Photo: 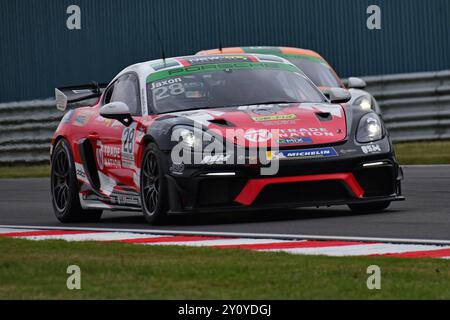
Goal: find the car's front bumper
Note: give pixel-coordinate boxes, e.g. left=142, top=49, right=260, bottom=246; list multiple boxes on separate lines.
left=163, top=140, right=404, bottom=213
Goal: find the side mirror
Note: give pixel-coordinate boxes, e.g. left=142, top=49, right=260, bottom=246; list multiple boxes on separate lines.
left=347, top=77, right=367, bottom=89
left=319, top=87, right=331, bottom=100
left=99, top=101, right=133, bottom=126
left=328, top=88, right=352, bottom=104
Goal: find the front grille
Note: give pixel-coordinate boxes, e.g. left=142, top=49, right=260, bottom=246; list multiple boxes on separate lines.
left=196, top=178, right=247, bottom=207
left=253, top=180, right=350, bottom=205
left=354, top=166, right=395, bottom=197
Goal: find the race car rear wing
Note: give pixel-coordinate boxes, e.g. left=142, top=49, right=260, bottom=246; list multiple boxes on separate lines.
left=55, top=82, right=108, bottom=111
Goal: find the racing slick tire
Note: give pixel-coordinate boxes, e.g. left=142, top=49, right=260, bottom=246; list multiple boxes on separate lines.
left=51, top=138, right=103, bottom=222
left=348, top=201, right=391, bottom=213
left=140, top=143, right=169, bottom=225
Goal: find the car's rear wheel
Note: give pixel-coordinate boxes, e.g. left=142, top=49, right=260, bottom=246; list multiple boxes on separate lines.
left=348, top=201, right=391, bottom=213
left=51, top=138, right=102, bottom=222
left=140, top=143, right=169, bottom=224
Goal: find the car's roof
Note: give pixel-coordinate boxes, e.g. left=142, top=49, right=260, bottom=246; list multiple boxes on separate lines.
left=197, top=46, right=327, bottom=63
left=115, top=53, right=298, bottom=81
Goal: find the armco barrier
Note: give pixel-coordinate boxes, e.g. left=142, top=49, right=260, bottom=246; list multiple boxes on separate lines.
left=363, top=70, right=450, bottom=142
left=0, top=99, right=59, bottom=164
left=1, top=70, right=450, bottom=164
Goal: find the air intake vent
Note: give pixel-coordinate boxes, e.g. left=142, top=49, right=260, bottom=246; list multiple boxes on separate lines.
left=315, top=112, right=332, bottom=121
left=208, top=118, right=235, bottom=127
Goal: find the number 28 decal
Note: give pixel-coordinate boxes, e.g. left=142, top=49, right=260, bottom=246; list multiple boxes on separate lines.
left=153, top=83, right=185, bottom=100
left=121, top=123, right=137, bottom=168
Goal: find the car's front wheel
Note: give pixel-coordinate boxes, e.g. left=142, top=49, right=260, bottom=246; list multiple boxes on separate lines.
left=348, top=201, right=391, bottom=213
left=140, top=143, right=169, bottom=224
left=51, top=138, right=102, bottom=222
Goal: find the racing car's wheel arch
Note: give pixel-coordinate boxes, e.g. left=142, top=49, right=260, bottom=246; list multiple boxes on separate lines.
left=51, top=138, right=102, bottom=222
left=140, top=142, right=169, bottom=224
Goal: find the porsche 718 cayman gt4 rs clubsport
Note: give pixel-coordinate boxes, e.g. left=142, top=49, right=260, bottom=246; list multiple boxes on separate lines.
left=51, top=54, right=404, bottom=224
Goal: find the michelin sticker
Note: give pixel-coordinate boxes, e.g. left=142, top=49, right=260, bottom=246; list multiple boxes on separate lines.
left=268, top=147, right=338, bottom=160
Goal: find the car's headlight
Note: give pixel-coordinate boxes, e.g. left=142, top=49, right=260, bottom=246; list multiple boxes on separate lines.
left=179, top=128, right=199, bottom=148
left=172, top=125, right=217, bottom=150
left=356, top=113, right=383, bottom=143
left=354, top=95, right=372, bottom=111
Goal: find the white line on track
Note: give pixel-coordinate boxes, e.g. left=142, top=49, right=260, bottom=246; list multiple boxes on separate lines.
left=1, top=225, right=450, bottom=246
left=0, top=227, right=40, bottom=234
left=16, top=232, right=166, bottom=242
left=142, top=238, right=292, bottom=247
left=262, top=243, right=450, bottom=256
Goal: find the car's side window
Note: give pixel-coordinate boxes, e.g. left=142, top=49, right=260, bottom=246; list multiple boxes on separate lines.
left=110, top=74, right=141, bottom=116
left=103, top=83, right=115, bottom=104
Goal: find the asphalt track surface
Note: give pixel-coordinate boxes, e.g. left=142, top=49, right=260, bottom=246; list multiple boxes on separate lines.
left=0, top=166, right=449, bottom=240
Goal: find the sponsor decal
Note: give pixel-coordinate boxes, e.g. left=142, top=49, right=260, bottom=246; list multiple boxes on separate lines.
left=109, top=194, right=140, bottom=206
left=147, top=62, right=298, bottom=83
left=73, top=112, right=93, bottom=127
left=260, top=120, right=297, bottom=126
left=361, top=144, right=381, bottom=154
left=96, top=141, right=121, bottom=169
left=150, top=77, right=182, bottom=89
left=75, top=163, right=89, bottom=184
left=239, top=104, right=282, bottom=115
left=268, top=147, right=338, bottom=160
left=61, top=110, right=75, bottom=124
left=244, top=129, right=273, bottom=142
left=76, top=168, right=86, bottom=179
left=277, top=137, right=313, bottom=145
left=103, top=118, right=122, bottom=128
left=169, top=162, right=185, bottom=174
left=279, top=128, right=334, bottom=138
left=104, top=119, right=114, bottom=127
left=201, top=154, right=231, bottom=164
left=96, top=116, right=121, bottom=128
left=184, top=55, right=257, bottom=65
left=252, top=114, right=296, bottom=122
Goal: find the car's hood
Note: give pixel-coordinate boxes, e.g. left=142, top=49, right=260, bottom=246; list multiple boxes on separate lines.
left=167, top=103, right=347, bottom=147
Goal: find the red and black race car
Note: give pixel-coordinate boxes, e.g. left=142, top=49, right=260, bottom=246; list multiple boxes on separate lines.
left=51, top=54, right=404, bottom=224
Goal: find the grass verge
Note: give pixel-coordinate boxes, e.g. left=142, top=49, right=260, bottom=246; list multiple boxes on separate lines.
left=0, top=164, right=49, bottom=178
left=0, top=237, right=449, bottom=299
left=394, top=140, right=450, bottom=165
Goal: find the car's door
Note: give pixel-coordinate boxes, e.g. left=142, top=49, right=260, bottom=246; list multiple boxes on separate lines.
left=96, top=73, right=143, bottom=194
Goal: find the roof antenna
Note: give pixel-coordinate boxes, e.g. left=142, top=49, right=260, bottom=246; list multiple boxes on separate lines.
left=217, top=11, right=223, bottom=53
left=151, top=21, right=166, bottom=64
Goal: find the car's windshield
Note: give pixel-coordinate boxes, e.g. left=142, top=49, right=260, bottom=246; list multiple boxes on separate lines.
left=288, top=58, right=342, bottom=88
left=147, top=63, right=325, bottom=114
